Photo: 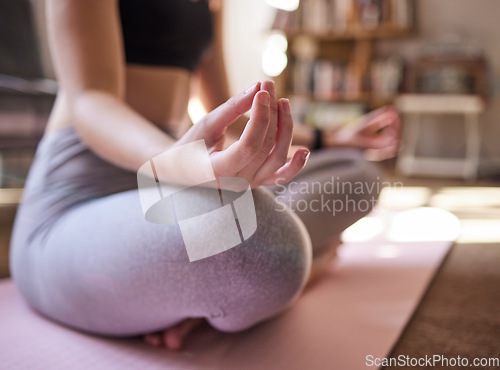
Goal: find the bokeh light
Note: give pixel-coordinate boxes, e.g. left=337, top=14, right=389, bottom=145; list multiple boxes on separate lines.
left=262, top=32, right=288, bottom=77
left=265, top=0, right=300, bottom=12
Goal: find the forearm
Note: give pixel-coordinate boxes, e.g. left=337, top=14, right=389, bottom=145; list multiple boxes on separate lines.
left=292, top=124, right=354, bottom=149
left=73, top=90, right=176, bottom=172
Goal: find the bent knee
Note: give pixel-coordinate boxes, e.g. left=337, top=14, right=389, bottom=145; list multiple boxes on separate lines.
left=202, top=188, right=312, bottom=332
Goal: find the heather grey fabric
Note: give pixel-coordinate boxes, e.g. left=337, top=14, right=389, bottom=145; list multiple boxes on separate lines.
left=269, top=147, right=381, bottom=255
left=10, top=127, right=379, bottom=336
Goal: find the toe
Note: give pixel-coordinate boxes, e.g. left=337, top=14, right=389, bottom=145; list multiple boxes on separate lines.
left=164, top=319, right=204, bottom=351
left=164, top=328, right=182, bottom=351
left=144, top=333, right=164, bottom=347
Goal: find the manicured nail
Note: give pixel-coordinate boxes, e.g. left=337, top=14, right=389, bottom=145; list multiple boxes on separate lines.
left=245, top=82, right=259, bottom=94
left=260, top=91, right=270, bottom=105
left=282, top=99, right=290, bottom=114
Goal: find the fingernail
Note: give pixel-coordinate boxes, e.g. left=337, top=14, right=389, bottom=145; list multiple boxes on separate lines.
left=303, top=150, right=310, bottom=162
left=245, top=82, right=259, bottom=94
left=282, top=99, right=290, bottom=114
left=267, top=80, right=276, bottom=95
left=260, top=91, right=270, bottom=105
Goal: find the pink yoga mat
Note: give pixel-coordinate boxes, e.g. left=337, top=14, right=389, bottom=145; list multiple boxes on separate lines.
left=0, top=207, right=460, bottom=370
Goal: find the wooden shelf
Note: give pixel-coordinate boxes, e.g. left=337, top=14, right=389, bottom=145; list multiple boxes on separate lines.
left=292, top=93, right=397, bottom=110
left=310, top=93, right=370, bottom=103
left=287, top=25, right=412, bottom=41
left=275, top=0, right=416, bottom=114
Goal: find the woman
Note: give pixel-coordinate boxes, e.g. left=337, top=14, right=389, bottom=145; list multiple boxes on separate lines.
left=10, top=0, right=399, bottom=351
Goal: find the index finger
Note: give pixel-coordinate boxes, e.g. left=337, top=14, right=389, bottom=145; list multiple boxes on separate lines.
left=203, top=82, right=261, bottom=132
left=361, top=110, right=398, bottom=135
left=210, top=91, right=271, bottom=175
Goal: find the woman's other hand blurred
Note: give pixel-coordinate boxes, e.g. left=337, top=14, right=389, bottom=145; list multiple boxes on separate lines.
left=324, top=106, right=400, bottom=160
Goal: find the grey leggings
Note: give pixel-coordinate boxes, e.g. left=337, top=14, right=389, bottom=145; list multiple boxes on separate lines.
left=10, top=127, right=380, bottom=336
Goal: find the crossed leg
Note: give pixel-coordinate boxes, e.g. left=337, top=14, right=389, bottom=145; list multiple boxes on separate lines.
left=143, top=148, right=381, bottom=350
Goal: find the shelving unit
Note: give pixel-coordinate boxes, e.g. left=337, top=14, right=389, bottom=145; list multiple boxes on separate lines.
left=272, top=0, right=415, bottom=126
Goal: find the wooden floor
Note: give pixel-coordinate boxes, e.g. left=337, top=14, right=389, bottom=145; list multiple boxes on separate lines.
left=0, top=190, right=19, bottom=279
left=0, top=219, right=13, bottom=278
left=378, top=161, right=500, bottom=370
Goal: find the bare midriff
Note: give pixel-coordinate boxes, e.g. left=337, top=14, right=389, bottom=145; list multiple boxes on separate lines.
left=45, top=64, right=192, bottom=138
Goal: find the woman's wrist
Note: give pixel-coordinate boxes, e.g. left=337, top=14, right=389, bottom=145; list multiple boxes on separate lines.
left=312, top=128, right=324, bottom=151
left=321, top=127, right=356, bottom=149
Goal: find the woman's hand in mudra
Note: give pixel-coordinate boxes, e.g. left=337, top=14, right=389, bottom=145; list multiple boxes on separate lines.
left=175, top=81, right=310, bottom=187
left=323, top=106, right=400, bottom=160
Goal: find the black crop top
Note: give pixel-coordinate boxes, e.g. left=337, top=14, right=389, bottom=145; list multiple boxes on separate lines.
left=119, top=0, right=213, bottom=71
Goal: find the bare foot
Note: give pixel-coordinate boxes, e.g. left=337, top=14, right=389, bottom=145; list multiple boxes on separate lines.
left=144, top=318, right=204, bottom=351
left=306, top=237, right=343, bottom=287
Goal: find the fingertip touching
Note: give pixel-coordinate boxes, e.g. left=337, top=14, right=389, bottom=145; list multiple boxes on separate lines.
left=261, top=80, right=276, bottom=97
left=256, top=90, right=270, bottom=106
